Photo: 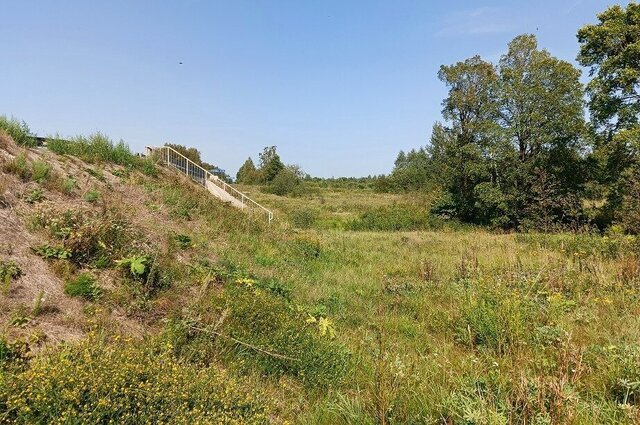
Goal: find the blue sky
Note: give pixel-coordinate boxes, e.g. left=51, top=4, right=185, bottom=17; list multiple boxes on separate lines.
left=0, top=0, right=618, bottom=177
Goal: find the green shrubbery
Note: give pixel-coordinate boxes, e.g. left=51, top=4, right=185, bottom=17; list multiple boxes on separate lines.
left=516, top=232, right=639, bottom=259
left=165, top=261, right=350, bottom=389
left=0, top=260, right=22, bottom=295
left=0, top=334, right=269, bottom=424
left=47, top=133, right=157, bottom=175
left=2, top=153, right=52, bottom=184
left=64, top=273, right=100, bottom=300
left=346, top=204, right=446, bottom=231
left=0, top=116, right=35, bottom=147
left=31, top=206, right=137, bottom=267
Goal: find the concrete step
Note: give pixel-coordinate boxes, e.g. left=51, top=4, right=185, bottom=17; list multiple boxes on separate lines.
left=205, top=179, right=244, bottom=209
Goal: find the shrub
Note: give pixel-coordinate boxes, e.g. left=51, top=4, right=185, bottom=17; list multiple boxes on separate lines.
left=83, top=188, right=100, bottom=203
left=346, top=204, right=446, bottom=231
left=31, top=206, right=137, bottom=267
left=48, top=133, right=155, bottom=174
left=64, top=273, right=100, bottom=300
left=2, top=152, right=30, bottom=180
left=33, top=244, right=71, bottom=260
left=2, top=154, right=54, bottom=185
left=25, top=188, right=44, bottom=204
left=0, top=260, right=22, bottom=295
left=290, top=208, right=317, bottom=229
left=61, top=177, right=76, bottom=194
left=0, top=335, right=269, bottom=424
left=0, top=116, right=35, bottom=147
left=30, top=160, right=51, bottom=183
left=166, top=280, right=349, bottom=388
left=262, top=165, right=307, bottom=197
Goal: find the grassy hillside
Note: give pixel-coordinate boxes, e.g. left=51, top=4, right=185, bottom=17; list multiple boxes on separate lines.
left=1, top=131, right=640, bottom=424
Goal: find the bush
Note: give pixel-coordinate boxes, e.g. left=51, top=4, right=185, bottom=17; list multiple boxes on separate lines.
left=0, top=116, right=35, bottom=147
left=64, top=273, right=100, bottom=300
left=31, top=206, right=137, bottom=267
left=48, top=133, right=156, bottom=174
left=30, top=160, right=51, bottom=183
left=166, top=283, right=349, bottom=389
left=0, top=260, right=22, bottom=295
left=290, top=208, right=317, bottom=229
left=2, top=154, right=55, bottom=185
left=83, top=188, right=100, bottom=203
left=2, top=153, right=30, bottom=181
left=455, top=286, right=541, bottom=354
left=0, top=335, right=269, bottom=424
left=346, top=204, right=445, bottom=231
left=263, top=166, right=306, bottom=197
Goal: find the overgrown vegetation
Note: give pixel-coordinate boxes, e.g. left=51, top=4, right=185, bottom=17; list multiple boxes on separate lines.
left=0, top=333, right=269, bottom=424
left=48, top=133, right=157, bottom=175
left=0, top=116, right=35, bottom=147
left=0, top=260, right=22, bottom=295
left=1, top=3, right=640, bottom=424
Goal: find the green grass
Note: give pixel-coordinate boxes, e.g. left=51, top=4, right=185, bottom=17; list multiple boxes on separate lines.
left=0, top=334, right=270, bottom=424
left=47, top=132, right=157, bottom=174
left=64, top=273, right=100, bottom=300
left=5, top=144, right=640, bottom=423
left=0, top=115, right=35, bottom=147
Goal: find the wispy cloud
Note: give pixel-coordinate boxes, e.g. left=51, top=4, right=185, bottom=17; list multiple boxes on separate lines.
left=435, top=6, right=517, bottom=37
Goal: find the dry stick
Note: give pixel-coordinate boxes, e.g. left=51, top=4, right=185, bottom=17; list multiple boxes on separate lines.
left=189, top=324, right=299, bottom=362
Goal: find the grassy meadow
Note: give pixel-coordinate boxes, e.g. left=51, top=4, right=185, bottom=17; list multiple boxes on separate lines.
left=1, top=132, right=640, bottom=424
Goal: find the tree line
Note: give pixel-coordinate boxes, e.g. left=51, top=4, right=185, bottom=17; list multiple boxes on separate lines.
left=236, top=146, right=308, bottom=196
left=381, top=3, right=640, bottom=232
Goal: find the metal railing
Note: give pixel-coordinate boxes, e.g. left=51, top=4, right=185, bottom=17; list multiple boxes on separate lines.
left=147, top=145, right=273, bottom=224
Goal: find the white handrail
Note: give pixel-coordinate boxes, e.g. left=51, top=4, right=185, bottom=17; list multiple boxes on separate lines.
left=147, top=145, right=273, bottom=224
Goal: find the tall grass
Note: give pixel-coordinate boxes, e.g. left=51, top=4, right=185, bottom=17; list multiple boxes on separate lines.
left=47, top=133, right=156, bottom=174
left=0, top=115, right=35, bottom=147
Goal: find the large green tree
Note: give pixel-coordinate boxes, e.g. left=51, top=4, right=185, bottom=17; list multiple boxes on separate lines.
left=578, top=3, right=640, bottom=230
left=235, top=157, right=260, bottom=184
left=578, top=3, right=640, bottom=132
left=258, top=146, right=285, bottom=183
left=498, top=34, right=587, bottom=228
left=434, top=55, right=500, bottom=222
left=406, top=35, right=587, bottom=229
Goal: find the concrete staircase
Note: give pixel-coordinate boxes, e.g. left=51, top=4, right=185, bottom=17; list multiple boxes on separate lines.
left=145, top=145, right=273, bottom=223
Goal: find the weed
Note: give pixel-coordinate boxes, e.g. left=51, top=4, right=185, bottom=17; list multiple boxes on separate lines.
left=30, top=160, right=51, bottom=183
left=9, top=306, right=31, bottom=327
left=31, top=290, right=45, bottom=317
left=346, top=203, right=446, bottom=231
left=84, top=188, right=100, bottom=203
left=0, top=260, right=22, bottom=295
left=0, top=115, right=35, bottom=147
left=33, top=244, right=72, bottom=260
left=116, top=255, right=149, bottom=278
left=25, top=188, right=44, bottom=203
left=0, top=334, right=269, bottom=424
left=61, top=177, right=76, bottom=194
left=31, top=206, right=137, bottom=266
left=174, top=234, right=192, bottom=249
left=48, top=132, right=156, bottom=174
left=291, top=208, right=317, bottom=229
left=2, top=152, right=30, bottom=180
left=64, top=273, right=100, bottom=300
